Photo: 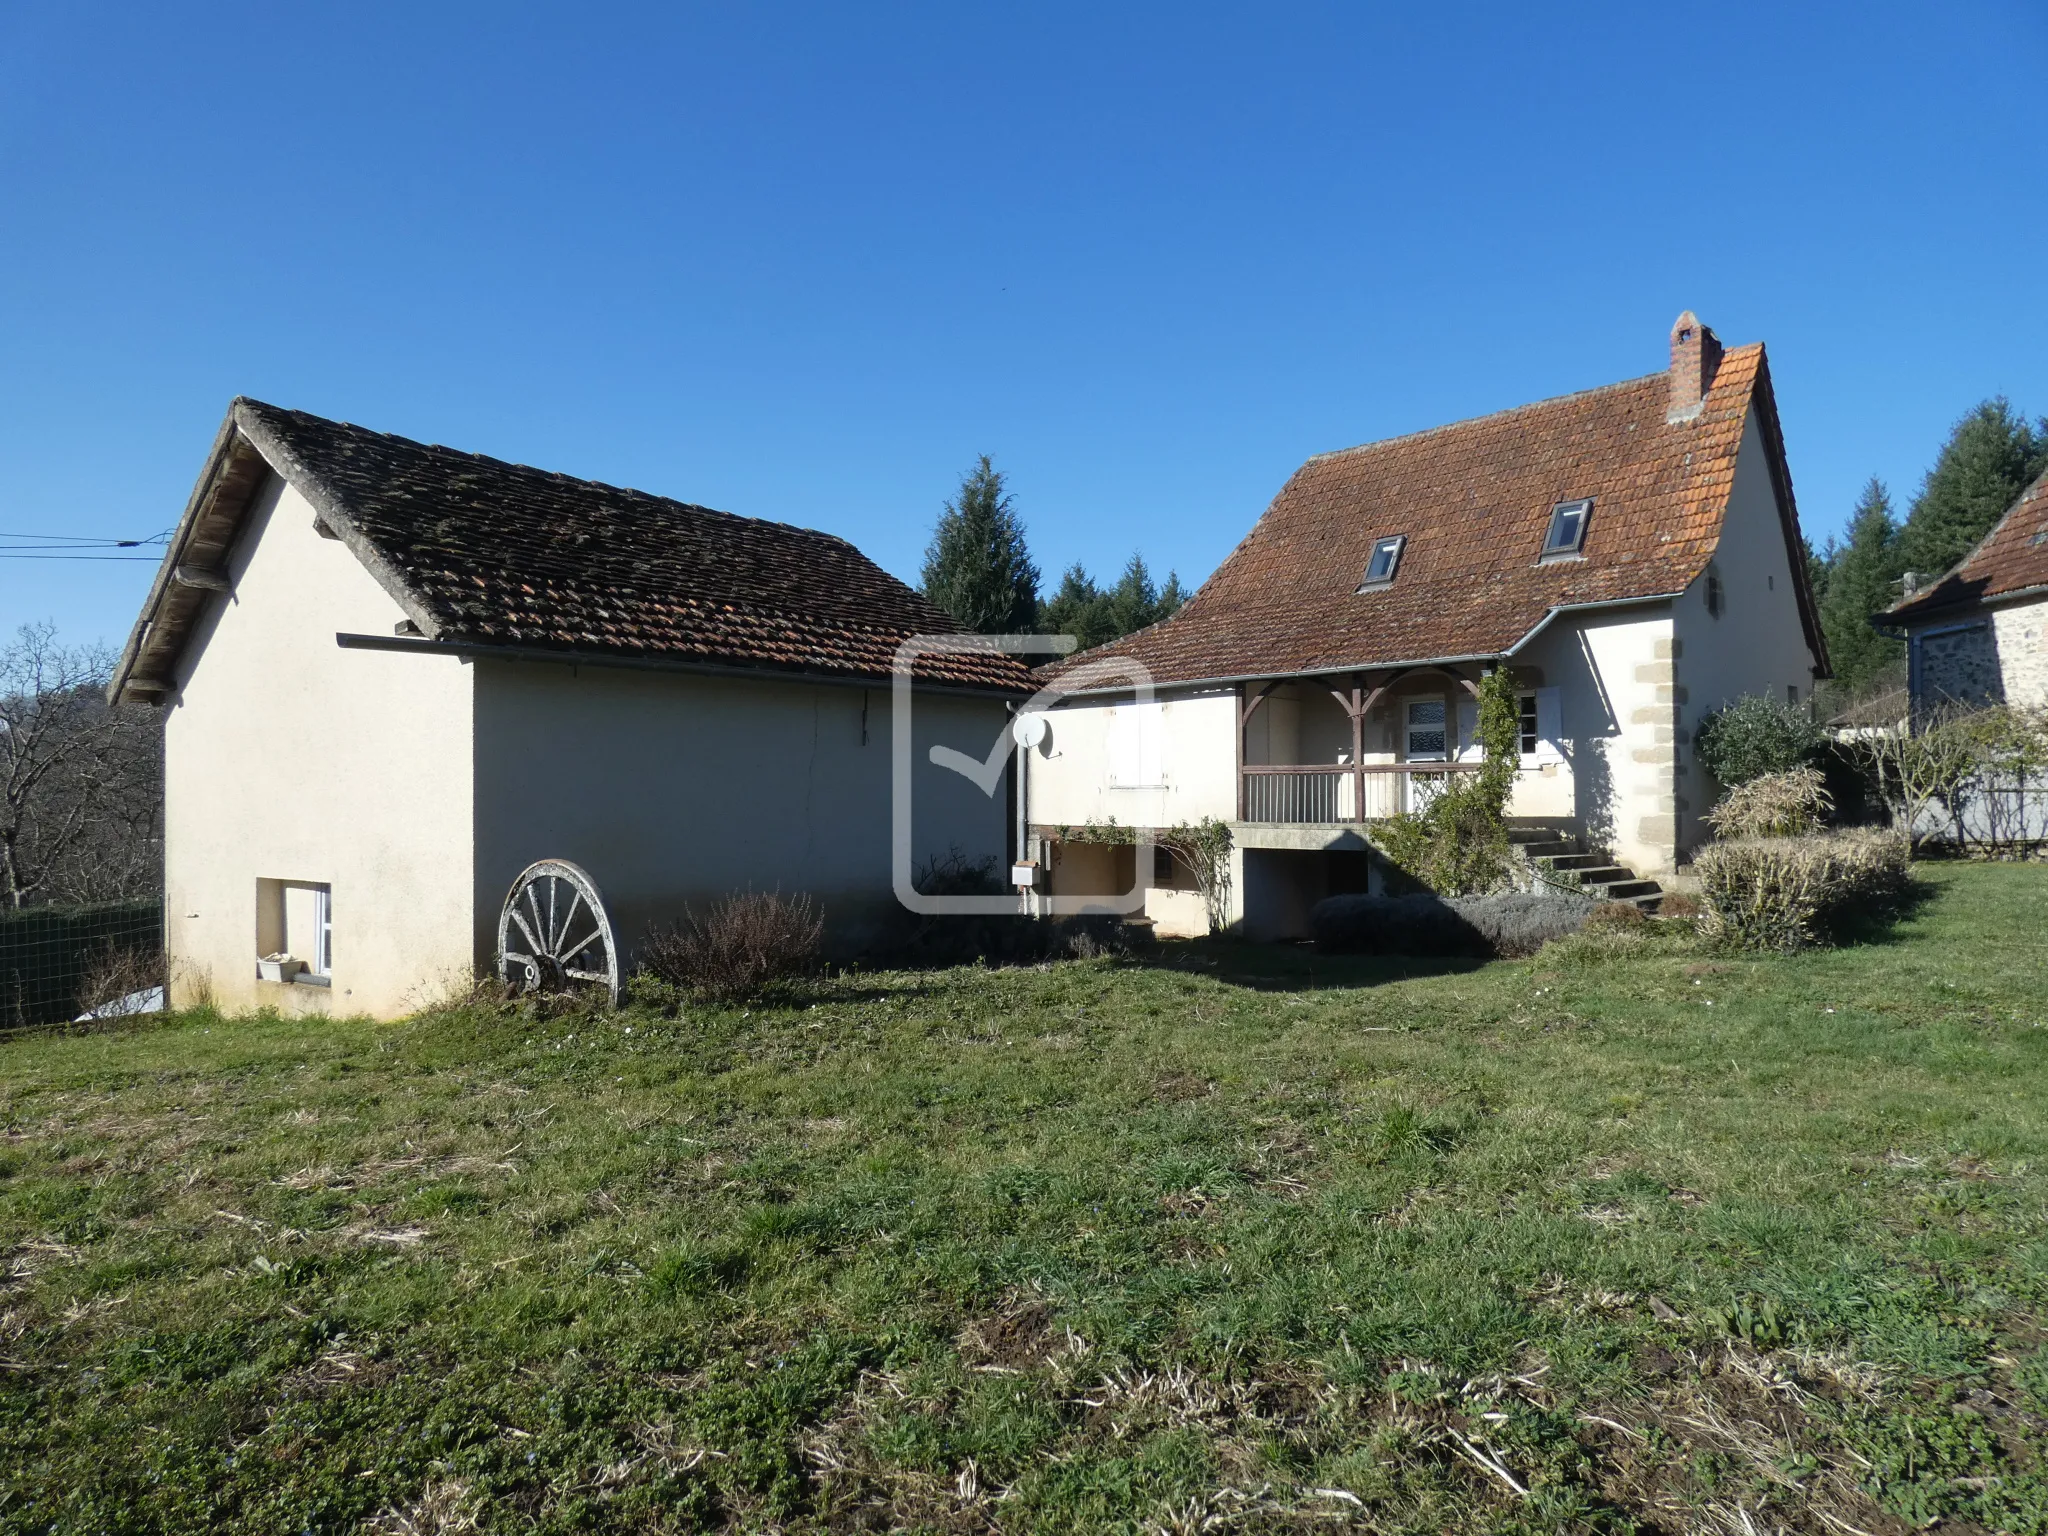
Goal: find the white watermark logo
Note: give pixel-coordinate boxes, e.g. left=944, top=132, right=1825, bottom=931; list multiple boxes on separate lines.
left=892, top=634, right=1156, bottom=915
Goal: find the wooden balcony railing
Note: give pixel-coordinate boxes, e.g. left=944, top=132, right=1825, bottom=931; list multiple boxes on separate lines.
left=1239, top=762, right=1481, bottom=823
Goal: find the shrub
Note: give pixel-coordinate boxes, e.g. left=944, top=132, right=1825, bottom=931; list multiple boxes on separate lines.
left=641, top=891, right=824, bottom=1002
left=72, top=943, right=167, bottom=1022
left=1657, top=890, right=1702, bottom=921
left=1693, top=829, right=1910, bottom=952
left=1312, top=891, right=1591, bottom=959
left=1585, top=900, right=1648, bottom=933
left=1696, top=695, right=1823, bottom=788
left=914, top=848, right=1005, bottom=897
left=1706, top=766, right=1833, bottom=839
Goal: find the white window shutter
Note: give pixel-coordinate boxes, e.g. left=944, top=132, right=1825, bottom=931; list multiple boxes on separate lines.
left=1455, top=699, right=1483, bottom=762
left=1107, top=704, right=1165, bottom=787
left=1534, top=686, right=1563, bottom=762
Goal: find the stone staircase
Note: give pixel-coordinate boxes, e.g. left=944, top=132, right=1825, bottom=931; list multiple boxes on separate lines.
left=1511, top=829, right=1664, bottom=911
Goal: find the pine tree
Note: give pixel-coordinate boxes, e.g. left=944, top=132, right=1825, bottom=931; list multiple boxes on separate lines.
left=1817, top=478, right=1905, bottom=695
left=1895, top=399, right=2048, bottom=580
left=1041, top=554, right=1190, bottom=651
left=1041, top=564, right=1115, bottom=650
left=1106, top=554, right=1161, bottom=637
left=919, top=456, right=1039, bottom=633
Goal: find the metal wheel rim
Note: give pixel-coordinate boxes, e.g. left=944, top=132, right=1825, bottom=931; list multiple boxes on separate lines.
left=496, top=859, right=620, bottom=1007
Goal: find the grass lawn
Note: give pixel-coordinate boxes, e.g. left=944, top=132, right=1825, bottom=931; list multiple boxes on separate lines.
left=5, top=864, right=2048, bottom=1534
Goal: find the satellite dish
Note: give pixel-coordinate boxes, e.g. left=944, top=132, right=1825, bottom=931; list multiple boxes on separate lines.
left=1012, top=711, right=1049, bottom=749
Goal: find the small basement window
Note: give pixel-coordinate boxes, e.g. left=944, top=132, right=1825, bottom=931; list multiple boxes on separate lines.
left=257, top=879, right=332, bottom=984
left=1540, top=498, right=1592, bottom=559
left=1357, top=535, right=1406, bottom=590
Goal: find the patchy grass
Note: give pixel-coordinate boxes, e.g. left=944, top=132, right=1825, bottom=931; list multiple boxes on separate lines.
left=3, top=863, right=2048, bottom=1534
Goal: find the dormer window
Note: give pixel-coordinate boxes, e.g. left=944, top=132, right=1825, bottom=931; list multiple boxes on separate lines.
left=1540, top=498, right=1592, bottom=560
left=1358, top=535, right=1406, bottom=590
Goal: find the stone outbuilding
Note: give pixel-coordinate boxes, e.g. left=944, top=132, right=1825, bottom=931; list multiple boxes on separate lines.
left=1880, top=468, right=2048, bottom=714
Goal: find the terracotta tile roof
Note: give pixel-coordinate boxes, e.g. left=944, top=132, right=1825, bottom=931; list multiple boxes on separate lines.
left=1046, top=342, right=1818, bottom=687
left=117, top=399, right=1032, bottom=698
left=1883, top=467, right=2048, bottom=625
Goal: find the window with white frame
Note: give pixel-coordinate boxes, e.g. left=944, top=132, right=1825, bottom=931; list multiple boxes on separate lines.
left=259, top=879, right=332, bottom=980
left=1518, top=692, right=1540, bottom=755
left=1405, top=698, right=1447, bottom=760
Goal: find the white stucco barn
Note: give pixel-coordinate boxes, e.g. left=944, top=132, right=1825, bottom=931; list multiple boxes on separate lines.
left=110, top=401, right=1030, bottom=1017
left=1024, top=314, right=1830, bottom=937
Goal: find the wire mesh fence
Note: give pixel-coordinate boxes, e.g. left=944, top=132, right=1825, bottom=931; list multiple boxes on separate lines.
left=0, top=899, right=163, bottom=1028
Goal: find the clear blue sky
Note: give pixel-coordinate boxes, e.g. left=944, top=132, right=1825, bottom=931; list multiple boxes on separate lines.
left=3, top=1, right=2043, bottom=650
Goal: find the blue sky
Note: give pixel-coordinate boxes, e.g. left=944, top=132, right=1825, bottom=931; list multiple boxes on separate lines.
left=3, top=1, right=2044, bottom=650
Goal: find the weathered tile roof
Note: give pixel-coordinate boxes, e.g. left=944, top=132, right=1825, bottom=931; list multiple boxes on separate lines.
left=1046, top=341, right=1820, bottom=687
left=1883, top=467, right=2048, bottom=625
left=115, top=399, right=1032, bottom=699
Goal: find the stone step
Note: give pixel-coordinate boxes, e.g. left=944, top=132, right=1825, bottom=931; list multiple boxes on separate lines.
left=1536, top=852, right=1606, bottom=871
left=1522, top=842, right=1579, bottom=860
left=1566, top=865, right=1635, bottom=886
left=1590, top=878, right=1662, bottom=901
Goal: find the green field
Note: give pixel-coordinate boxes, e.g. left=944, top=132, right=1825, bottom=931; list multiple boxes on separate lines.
left=4, top=864, right=2048, bottom=1534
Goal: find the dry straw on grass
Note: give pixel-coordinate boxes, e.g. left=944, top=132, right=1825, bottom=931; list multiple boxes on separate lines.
left=1705, top=767, right=1832, bottom=840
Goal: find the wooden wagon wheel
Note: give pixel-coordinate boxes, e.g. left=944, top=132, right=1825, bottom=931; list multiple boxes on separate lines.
left=497, top=859, right=621, bottom=1007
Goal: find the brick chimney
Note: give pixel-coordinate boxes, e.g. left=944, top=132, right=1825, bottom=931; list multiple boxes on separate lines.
left=1667, top=310, right=1723, bottom=423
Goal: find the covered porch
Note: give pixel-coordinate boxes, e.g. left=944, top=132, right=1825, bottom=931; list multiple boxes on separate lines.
left=1237, top=661, right=1506, bottom=824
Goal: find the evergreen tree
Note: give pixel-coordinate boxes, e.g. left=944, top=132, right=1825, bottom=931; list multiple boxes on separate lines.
left=1106, top=554, right=1162, bottom=637
left=919, top=456, right=1039, bottom=633
left=1040, top=555, right=1189, bottom=650
left=1895, top=399, right=2048, bottom=580
left=1817, top=478, right=1905, bottom=694
left=1041, top=564, right=1116, bottom=651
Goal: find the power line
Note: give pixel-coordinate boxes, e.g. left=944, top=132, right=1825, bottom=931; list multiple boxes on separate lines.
left=0, top=527, right=173, bottom=561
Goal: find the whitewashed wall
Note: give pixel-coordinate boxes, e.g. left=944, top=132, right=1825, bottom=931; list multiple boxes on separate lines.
left=1027, top=687, right=1239, bottom=829
left=1672, top=409, right=1824, bottom=848
left=162, top=477, right=478, bottom=1017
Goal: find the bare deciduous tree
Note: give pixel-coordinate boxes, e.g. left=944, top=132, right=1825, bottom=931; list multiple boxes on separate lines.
left=0, top=622, right=163, bottom=908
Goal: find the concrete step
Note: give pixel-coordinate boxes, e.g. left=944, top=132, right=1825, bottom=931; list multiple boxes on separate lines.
left=1522, top=842, right=1579, bottom=860
left=1590, top=878, right=1662, bottom=901
left=1567, top=865, right=1634, bottom=886
left=1537, top=852, right=1607, bottom=871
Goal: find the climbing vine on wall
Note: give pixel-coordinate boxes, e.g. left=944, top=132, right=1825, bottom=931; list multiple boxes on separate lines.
left=1055, top=816, right=1235, bottom=933
left=1372, top=667, right=1522, bottom=895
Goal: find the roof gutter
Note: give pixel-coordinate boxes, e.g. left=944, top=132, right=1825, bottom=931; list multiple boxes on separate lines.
left=1875, top=581, right=2048, bottom=636
left=1502, top=590, right=1683, bottom=657
left=333, top=632, right=1033, bottom=699
left=1049, top=650, right=1507, bottom=699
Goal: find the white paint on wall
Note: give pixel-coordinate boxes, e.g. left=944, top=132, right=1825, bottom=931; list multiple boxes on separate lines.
left=163, top=477, right=477, bottom=1017
left=1029, top=688, right=1239, bottom=829
left=1671, top=408, right=1824, bottom=850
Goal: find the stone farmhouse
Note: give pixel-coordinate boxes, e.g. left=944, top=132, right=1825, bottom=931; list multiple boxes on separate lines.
left=1025, top=314, right=1829, bottom=938
left=1880, top=467, right=2048, bottom=714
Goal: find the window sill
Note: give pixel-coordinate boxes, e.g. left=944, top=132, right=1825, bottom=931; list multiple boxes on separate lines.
left=256, top=972, right=331, bottom=989
left=1536, top=552, right=1587, bottom=565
